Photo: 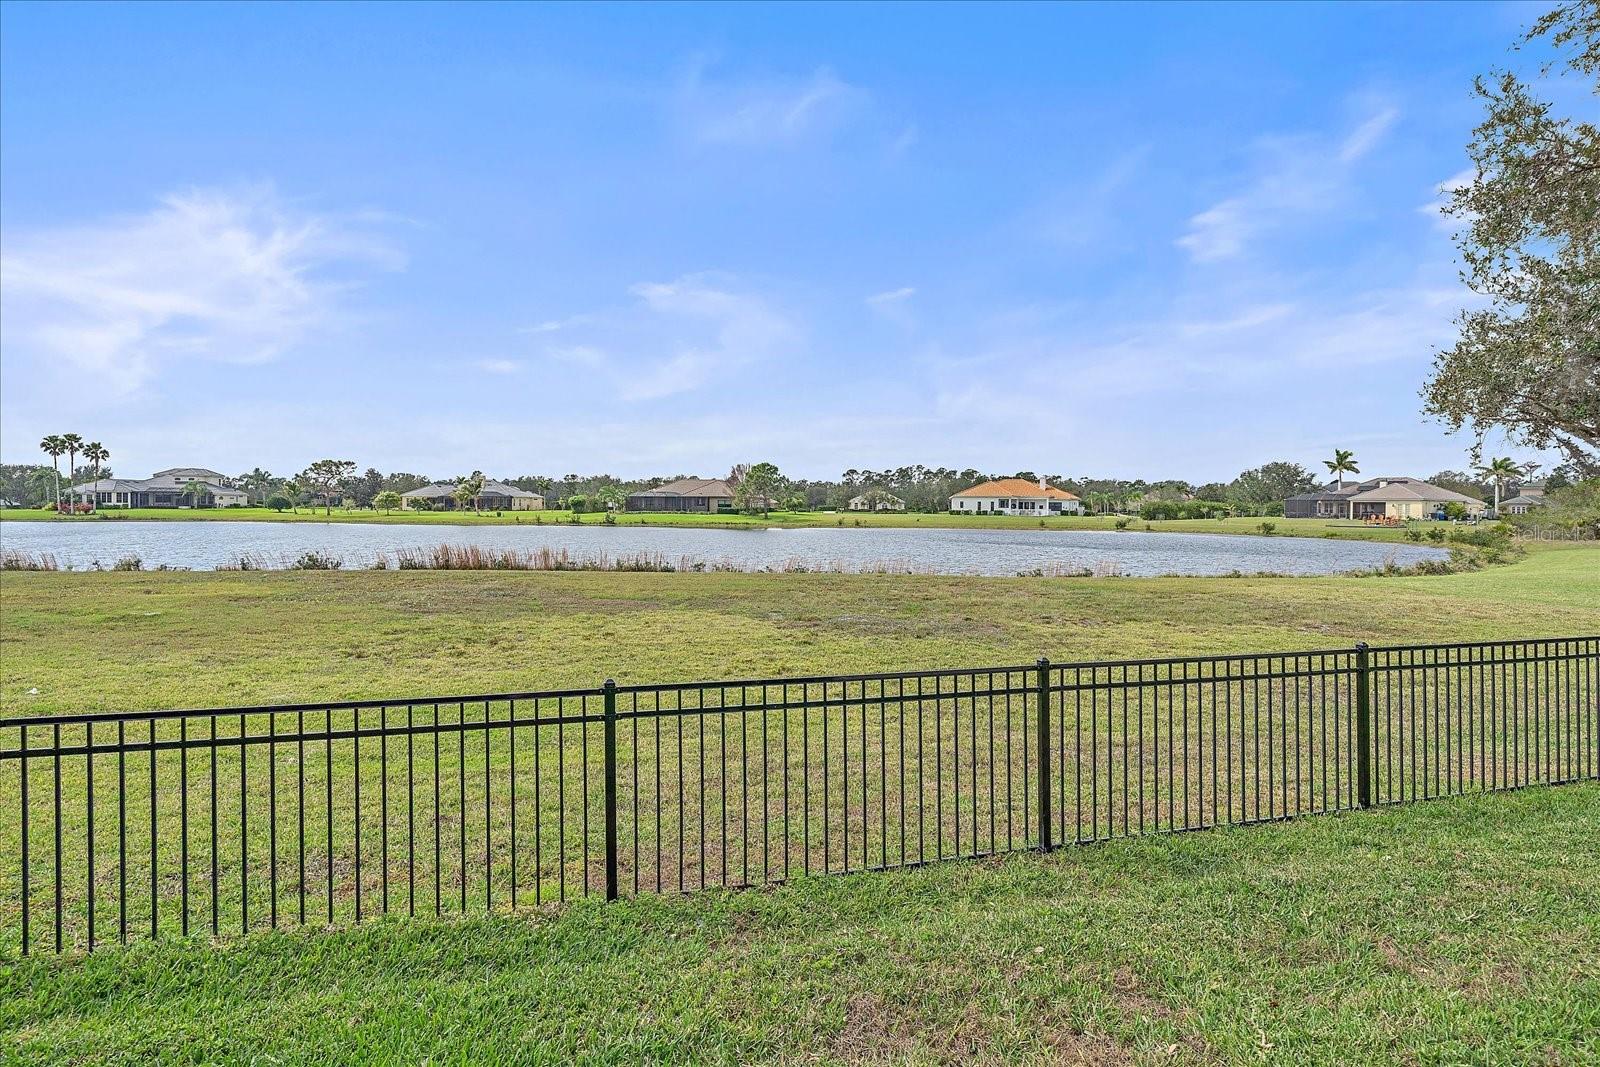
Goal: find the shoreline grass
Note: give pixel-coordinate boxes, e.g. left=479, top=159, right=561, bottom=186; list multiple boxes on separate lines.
left=2, top=542, right=1592, bottom=718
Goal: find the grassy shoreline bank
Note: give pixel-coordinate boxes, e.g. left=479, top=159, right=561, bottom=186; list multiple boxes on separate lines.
left=2, top=542, right=1591, bottom=718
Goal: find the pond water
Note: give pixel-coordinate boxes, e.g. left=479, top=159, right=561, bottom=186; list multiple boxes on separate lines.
left=0, top=519, right=1451, bottom=577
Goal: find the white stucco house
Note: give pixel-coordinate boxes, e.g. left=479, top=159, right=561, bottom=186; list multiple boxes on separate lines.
left=68, top=467, right=248, bottom=508
left=950, top=477, right=1082, bottom=516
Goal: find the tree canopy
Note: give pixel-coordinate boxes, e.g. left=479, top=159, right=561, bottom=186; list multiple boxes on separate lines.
left=1425, top=1, right=1600, bottom=472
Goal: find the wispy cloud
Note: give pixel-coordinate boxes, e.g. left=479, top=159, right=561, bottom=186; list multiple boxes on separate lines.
left=0, top=185, right=402, bottom=394
left=1176, top=102, right=1402, bottom=263
left=866, top=286, right=916, bottom=306
left=532, top=273, right=798, bottom=401
left=1338, top=105, right=1400, bottom=163
left=475, top=358, right=521, bottom=374
left=674, top=58, right=865, bottom=147
left=1419, top=168, right=1475, bottom=233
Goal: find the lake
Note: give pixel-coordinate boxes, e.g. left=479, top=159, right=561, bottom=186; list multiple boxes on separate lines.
left=0, top=520, right=1452, bottom=576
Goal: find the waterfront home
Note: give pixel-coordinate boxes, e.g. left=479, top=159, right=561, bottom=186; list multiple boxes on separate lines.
left=625, top=478, right=738, bottom=513
left=950, top=478, right=1083, bottom=515
left=1284, top=477, right=1486, bottom=520
left=402, top=481, right=545, bottom=511
left=1499, top=485, right=1548, bottom=515
left=68, top=467, right=248, bottom=508
left=848, top=491, right=906, bottom=512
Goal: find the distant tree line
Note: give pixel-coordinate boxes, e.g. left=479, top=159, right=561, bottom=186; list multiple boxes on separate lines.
left=2, top=455, right=1585, bottom=516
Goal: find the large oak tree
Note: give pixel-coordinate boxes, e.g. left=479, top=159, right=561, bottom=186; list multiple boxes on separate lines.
left=1425, top=2, right=1600, bottom=472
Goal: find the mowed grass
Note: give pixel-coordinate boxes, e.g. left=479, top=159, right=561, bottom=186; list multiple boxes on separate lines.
left=1, top=545, right=1595, bottom=1064
left=0, top=542, right=1594, bottom=718
left=1, top=505, right=1437, bottom=541
left=3, top=783, right=1597, bottom=1065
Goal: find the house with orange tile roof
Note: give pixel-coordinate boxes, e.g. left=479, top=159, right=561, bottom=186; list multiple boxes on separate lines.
left=950, top=477, right=1082, bottom=516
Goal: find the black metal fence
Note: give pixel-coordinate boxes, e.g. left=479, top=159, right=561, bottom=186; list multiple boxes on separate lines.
left=3, top=636, right=1595, bottom=955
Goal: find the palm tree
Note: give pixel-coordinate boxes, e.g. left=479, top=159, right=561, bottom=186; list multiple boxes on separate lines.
left=280, top=479, right=300, bottom=514
left=82, top=442, right=109, bottom=479
left=77, top=442, right=109, bottom=509
left=61, top=434, right=84, bottom=490
left=238, top=468, right=274, bottom=505
left=1476, top=456, right=1520, bottom=514
left=182, top=479, right=209, bottom=509
left=39, top=435, right=66, bottom=510
left=1323, top=448, right=1359, bottom=490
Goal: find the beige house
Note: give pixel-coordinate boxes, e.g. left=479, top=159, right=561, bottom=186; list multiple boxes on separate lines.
left=951, top=477, right=1082, bottom=516
left=1285, top=477, right=1486, bottom=520
left=626, top=478, right=737, bottom=513
left=402, top=480, right=545, bottom=510
left=1500, top=485, right=1547, bottom=515
left=848, top=491, right=906, bottom=512
left=68, top=467, right=248, bottom=508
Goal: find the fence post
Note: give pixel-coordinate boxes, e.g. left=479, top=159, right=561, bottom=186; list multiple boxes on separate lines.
left=1355, top=643, right=1372, bottom=809
left=602, top=679, right=619, bottom=901
left=1037, top=657, right=1052, bottom=851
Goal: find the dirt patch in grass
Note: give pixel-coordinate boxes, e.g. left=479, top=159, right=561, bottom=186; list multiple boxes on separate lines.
left=827, top=992, right=919, bottom=1063
left=1105, top=967, right=1210, bottom=1060
left=1040, top=1025, right=1137, bottom=1066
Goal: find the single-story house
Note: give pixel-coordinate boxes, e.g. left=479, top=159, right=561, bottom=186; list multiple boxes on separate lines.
left=402, top=480, right=544, bottom=511
left=1284, top=477, right=1487, bottom=520
left=951, top=478, right=1083, bottom=516
left=626, top=478, right=737, bottom=513
left=848, top=491, right=906, bottom=512
left=1499, top=485, right=1548, bottom=515
left=68, top=467, right=248, bottom=508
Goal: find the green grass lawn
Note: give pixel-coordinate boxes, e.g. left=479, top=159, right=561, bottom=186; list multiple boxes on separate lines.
left=0, top=504, right=1441, bottom=542
left=1, top=544, right=1594, bottom=1064
left=4, top=783, right=1596, bottom=1065
left=2, top=542, right=1593, bottom=716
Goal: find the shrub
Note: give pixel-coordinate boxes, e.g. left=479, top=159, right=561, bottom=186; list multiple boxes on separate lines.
left=1257, top=522, right=1276, bottom=535
left=289, top=551, right=342, bottom=570
left=111, top=554, right=144, bottom=571
left=1113, top=517, right=1133, bottom=530
left=1405, top=528, right=1423, bottom=542
left=265, top=494, right=292, bottom=512
left=1426, top=527, right=1447, bottom=543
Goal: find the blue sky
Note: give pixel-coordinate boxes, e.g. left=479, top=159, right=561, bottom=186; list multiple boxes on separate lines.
left=0, top=1, right=1559, bottom=482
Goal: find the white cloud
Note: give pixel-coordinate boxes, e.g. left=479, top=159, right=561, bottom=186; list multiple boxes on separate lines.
left=888, top=124, right=919, bottom=158
left=866, top=286, right=916, bottom=306
left=0, top=186, right=402, bottom=394
left=1175, top=198, right=1250, bottom=263
left=1338, top=106, right=1400, bottom=163
left=1176, top=102, right=1401, bottom=263
left=674, top=58, right=866, bottom=146
left=1419, top=168, right=1475, bottom=233
left=475, top=358, right=521, bottom=374
left=532, top=274, right=798, bottom=402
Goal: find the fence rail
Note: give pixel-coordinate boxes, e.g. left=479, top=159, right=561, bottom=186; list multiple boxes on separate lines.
left=3, top=636, right=1596, bottom=955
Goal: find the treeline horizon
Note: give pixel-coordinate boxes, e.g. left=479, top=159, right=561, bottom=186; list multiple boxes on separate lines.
left=1, top=458, right=1574, bottom=516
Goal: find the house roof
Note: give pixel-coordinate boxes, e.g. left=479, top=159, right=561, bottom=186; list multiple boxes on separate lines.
left=628, top=478, right=736, bottom=499
left=68, top=475, right=243, bottom=496
left=1290, top=477, right=1483, bottom=506
left=1499, top=494, right=1548, bottom=508
left=1347, top=479, right=1483, bottom=505
left=151, top=467, right=227, bottom=480
left=952, top=478, right=1079, bottom=500
left=850, top=491, right=904, bottom=502
left=402, top=480, right=538, bottom=499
